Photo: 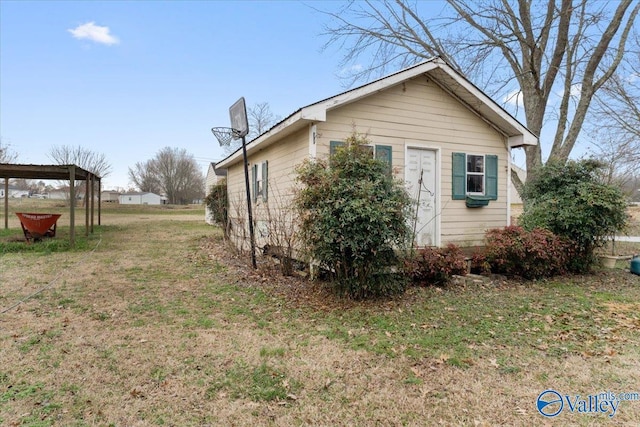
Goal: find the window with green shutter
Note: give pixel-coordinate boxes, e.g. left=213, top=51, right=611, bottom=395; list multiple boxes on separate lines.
left=251, top=161, right=269, bottom=203
left=485, top=155, right=498, bottom=200
left=251, top=164, right=258, bottom=203
left=330, top=141, right=392, bottom=173
left=262, top=160, right=268, bottom=202
left=452, top=152, right=466, bottom=200
left=375, top=145, right=392, bottom=174
left=330, top=140, right=345, bottom=157
left=452, top=152, right=498, bottom=203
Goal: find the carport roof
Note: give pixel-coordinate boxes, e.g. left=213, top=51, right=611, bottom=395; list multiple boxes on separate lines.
left=0, top=163, right=100, bottom=181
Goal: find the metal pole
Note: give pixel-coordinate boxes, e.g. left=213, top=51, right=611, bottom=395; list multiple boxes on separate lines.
left=241, top=135, right=257, bottom=269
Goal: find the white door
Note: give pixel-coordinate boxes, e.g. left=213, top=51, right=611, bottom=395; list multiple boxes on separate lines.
left=406, top=148, right=438, bottom=246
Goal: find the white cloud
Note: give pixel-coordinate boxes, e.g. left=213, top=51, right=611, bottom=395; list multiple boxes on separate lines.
left=339, top=64, right=364, bottom=77
left=504, top=89, right=523, bottom=107
left=68, top=22, right=119, bottom=45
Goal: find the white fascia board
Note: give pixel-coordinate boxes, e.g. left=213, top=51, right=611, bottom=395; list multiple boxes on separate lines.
left=300, top=106, right=326, bottom=121
left=507, top=134, right=537, bottom=148
left=216, top=110, right=307, bottom=169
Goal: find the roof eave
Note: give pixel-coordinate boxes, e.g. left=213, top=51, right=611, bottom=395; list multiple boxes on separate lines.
left=216, top=109, right=308, bottom=169
left=508, top=134, right=538, bottom=148
left=216, top=57, right=538, bottom=166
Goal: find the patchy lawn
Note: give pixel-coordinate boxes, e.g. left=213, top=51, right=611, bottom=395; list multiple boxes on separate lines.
left=1, top=206, right=639, bottom=426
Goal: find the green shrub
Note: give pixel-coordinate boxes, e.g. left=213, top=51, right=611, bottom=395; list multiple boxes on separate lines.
left=403, top=244, right=467, bottom=285
left=295, top=132, right=412, bottom=299
left=520, top=160, right=628, bottom=271
left=484, top=226, right=569, bottom=279
left=204, top=179, right=228, bottom=232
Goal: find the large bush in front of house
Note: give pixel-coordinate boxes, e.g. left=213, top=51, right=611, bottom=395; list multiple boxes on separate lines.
left=295, top=133, right=412, bottom=299
left=520, top=159, right=628, bottom=271
left=205, top=179, right=228, bottom=234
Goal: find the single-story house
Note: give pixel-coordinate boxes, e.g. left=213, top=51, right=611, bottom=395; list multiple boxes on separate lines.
left=216, top=57, right=538, bottom=251
left=0, top=185, right=29, bottom=198
left=510, top=164, right=527, bottom=205
left=101, top=190, right=121, bottom=203
left=205, top=162, right=228, bottom=225
left=48, top=189, right=68, bottom=200
left=119, top=192, right=165, bottom=205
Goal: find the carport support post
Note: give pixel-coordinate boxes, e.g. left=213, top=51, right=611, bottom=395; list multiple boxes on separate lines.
left=98, top=179, right=101, bottom=226
left=90, top=175, right=95, bottom=232
left=85, top=175, right=89, bottom=237
left=69, top=165, right=75, bottom=247
left=4, top=179, right=8, bottom=229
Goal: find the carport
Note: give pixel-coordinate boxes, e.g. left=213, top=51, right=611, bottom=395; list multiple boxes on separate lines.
left=0, top=163, right=101, bottom=247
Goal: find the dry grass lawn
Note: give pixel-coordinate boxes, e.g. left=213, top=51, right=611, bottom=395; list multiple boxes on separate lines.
left=1, top=203, right=640, bottom=426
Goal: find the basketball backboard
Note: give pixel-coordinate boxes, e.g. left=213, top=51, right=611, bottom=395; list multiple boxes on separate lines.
left=229, top=97, right=249, bottom=139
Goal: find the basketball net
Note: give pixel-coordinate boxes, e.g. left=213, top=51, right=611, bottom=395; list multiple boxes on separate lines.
left=211, top=127, right=241, bottom=146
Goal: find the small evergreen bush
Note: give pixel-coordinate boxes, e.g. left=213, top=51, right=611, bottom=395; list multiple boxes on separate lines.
left=403, top=244, right=467, bottom=285
left=520, top=160, right=628, bottom=271
left=295, top=132, right=412, bottom=299
left=205, top=179, right=228, bottom=232
left=484, top=226, right=569, bottom=279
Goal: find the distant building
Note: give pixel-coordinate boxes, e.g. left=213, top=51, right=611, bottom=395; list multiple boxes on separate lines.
left=101, top=191, right=121, bottom=203
left=48, top=189, right=68, bottom=200
left=510, top=164, right=527, bottom=205
left=118, top=192, right=166, bottom=205
left=0, top=186, right=29, bottom=198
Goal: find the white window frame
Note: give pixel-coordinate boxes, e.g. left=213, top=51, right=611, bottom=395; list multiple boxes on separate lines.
left=466, top=154, right=485, bottom=196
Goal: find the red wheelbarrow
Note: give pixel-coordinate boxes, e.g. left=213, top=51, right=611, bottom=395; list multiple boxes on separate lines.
left=15, top=212, right=62, bottom=242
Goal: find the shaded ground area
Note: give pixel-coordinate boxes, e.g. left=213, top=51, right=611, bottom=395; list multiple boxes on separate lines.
left=1, top=207, right=639, bottom=426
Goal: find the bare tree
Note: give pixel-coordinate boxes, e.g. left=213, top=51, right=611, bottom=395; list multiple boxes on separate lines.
left=321, top=0, right=640, bottom=187
left=593, top=32, right=640, bottom=141
left=47, top=145, right=112, bottom=203
left=0, top=137, right=18, bottom=163
left=587, top=32, right=640, bottom=194
left=48, top=145, right=112, bottom=178
left=129, top=147, right=205, bottom=204
left=248, top=102, right=281, bottom=140
left=588, top=135, right=640, bottom=191
left=128, top=161, right=162, bottom=194
left=224, top=102, right=281, bottom=154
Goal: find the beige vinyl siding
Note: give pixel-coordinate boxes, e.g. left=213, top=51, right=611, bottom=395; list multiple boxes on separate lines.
left=226, top=128, right=309, bottom=250
left=316, top=75, right=509, bottom=247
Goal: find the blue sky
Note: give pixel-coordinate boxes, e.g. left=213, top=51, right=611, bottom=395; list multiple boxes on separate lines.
left=1, top=1, right=353, bottom=189
left=3, top=0, right=591, bottom=191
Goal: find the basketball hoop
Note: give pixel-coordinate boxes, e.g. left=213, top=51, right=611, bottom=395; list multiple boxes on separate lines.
left=211, top=127, right=241, bottom=146
left=210, top=97, right=257, bottom=269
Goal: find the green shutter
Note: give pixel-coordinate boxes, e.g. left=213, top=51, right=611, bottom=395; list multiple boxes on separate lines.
left=262, top=161, right=268, bottom=202
left=452, top=152, right=466, bottom=200
left=252, top=164, right=258, bottom=203
left=485, top=155, right=498, bottom=200
left=375, top=145, right=392, bottom=174
left=330, top=140, right=345, bottom=156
